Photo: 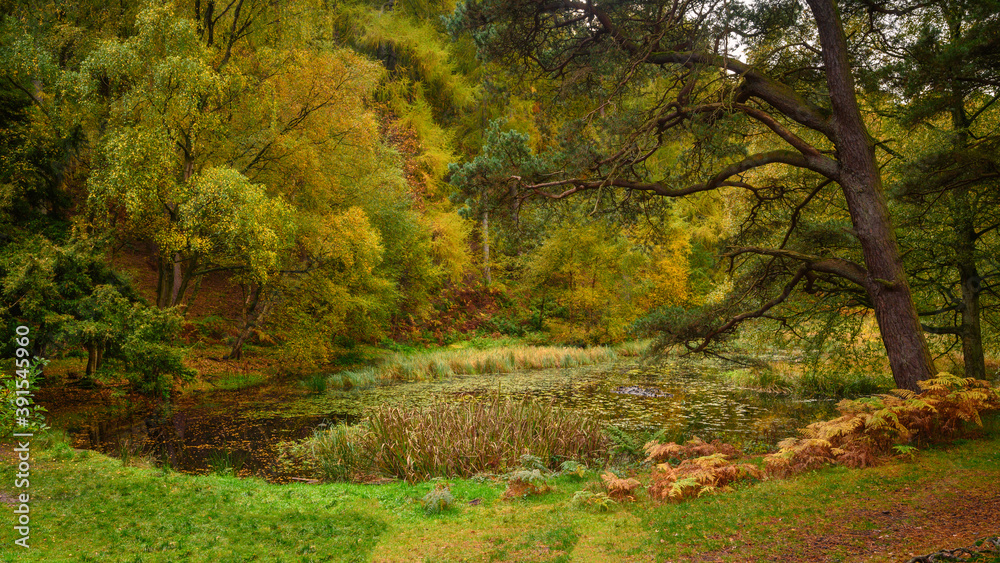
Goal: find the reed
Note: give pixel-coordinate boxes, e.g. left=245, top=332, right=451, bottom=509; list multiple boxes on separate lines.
left=303, top=423, right=372, bottom=481
left=303, top=393, right=608, bottom=482
left=325, top=367, right=379, bottom=391
left=368, top=345, right=619, bottom=383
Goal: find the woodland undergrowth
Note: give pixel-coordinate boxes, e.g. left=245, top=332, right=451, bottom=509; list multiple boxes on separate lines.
left=624, top=374, right=1000, bottom=503
left=290, top=374, right=999, bottom=508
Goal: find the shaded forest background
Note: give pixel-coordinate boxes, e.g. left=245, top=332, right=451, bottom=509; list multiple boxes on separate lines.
left=2, top=0, right=999, bottom=397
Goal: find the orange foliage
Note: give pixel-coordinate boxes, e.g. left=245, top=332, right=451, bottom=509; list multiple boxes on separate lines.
left=647, top=453, right=763, bottom=502
left=765, top=374, right=1000, bottom=476
left=600, top=472, right=642, bottom=502
left=643, top=437, right=739, bottom=463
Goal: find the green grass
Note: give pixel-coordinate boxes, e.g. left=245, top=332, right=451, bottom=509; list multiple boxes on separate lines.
left=210, top=371, right=267, bottom=391
left=3, top=416, right=998, bottom=562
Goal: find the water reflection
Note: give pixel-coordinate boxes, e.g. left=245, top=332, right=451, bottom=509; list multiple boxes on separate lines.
left=58, top=360, right=838, bottom=480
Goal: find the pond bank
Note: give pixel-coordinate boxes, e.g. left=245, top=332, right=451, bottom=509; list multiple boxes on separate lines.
left=1, top=417, right=998, bottom=562
left=38, top=356, right=838, bottom=481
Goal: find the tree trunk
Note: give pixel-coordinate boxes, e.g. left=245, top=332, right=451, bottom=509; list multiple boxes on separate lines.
left=156, top=254, right=173, bottom=308
left=171, top=252, right=184, bottom=305
left=944, top=43, right=988, bottom=380
left=482, top=210, right=491, bottom=286
left=808, top=0, right=936, bottom=390
left=86, top=343, right=97, bottom=377
left=227, top=284, right=276, bottom=360
left=155, top=252, right=198, bottom=308
left=958, top=257, right=987, bottom=380
left=949, top=106, right=987, bottom=380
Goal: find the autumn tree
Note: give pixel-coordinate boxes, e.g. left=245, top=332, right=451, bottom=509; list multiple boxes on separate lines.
left=449, top=0, right=940, bottom=390
left=79, top=5, right=296, bottom=308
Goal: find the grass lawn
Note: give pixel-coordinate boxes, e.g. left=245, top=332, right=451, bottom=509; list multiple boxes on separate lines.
left=1, top=418, right=999, bottom=562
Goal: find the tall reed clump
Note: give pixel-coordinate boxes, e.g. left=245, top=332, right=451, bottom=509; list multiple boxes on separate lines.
left=301, top=394, right=608, bottom=482
left=300, top=423, right=372, bottom=482
left=325, top=367, right=379, bottom=391
left=375, top=345, right=619, bottom=382
left=613, top=339, right=652, bottom=358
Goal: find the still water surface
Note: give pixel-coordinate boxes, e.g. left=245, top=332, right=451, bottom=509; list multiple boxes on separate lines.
left=56, top=360, right=836, bottom=481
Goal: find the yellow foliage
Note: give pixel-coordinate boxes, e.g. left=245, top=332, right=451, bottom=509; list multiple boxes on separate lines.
left=424, top=211, right=473, bottom=285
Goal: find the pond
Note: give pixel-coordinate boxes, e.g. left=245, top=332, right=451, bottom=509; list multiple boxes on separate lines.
left=46, top=359, right=838, bottom=482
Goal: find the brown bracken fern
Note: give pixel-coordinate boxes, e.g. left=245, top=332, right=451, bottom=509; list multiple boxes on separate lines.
left=647, top=453, right=763, bottom=502
left=600, top=472, right=642, bottom=501
left=765, top=374, right=1000, bottom=476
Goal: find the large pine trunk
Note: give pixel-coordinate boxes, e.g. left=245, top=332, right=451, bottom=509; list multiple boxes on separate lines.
left=808, top=0, right=936, bottom=390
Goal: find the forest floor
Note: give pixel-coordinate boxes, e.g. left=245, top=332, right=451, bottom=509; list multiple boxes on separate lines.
left=1, top=417, right=998, bottom=562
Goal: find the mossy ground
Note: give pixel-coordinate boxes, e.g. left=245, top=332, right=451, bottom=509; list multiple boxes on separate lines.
left=1, top=417, right=998, bottom=562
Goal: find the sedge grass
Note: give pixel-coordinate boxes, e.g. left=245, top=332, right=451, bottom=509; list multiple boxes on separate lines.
left=359, top=345, right=619, bottom=384
left=324, top=342, right=636, bottom=390
left=301, top=393, right=608, bottom=482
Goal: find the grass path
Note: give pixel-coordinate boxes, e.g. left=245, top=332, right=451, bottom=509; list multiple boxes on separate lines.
left=1, top=424, right=998, bottom=562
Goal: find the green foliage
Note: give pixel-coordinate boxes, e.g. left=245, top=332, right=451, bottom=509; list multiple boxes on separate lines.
left=79, top=6, right=298, bottom=307
left=0, top=357, right=49, bottom=438
left=421, top=483, right=456, bottom=514
left=207, top=450, right=247, bottom=477
left=0, top=236, right=191, bottom=396
left=301, top=373, right=328, bottom=395
left=603, top=425, right=668, bottom=462
left=326, top=367, right=379, bottom=391
left=293, top=422, right=372, bottom=482
left=84, top=284, right=194, bottom=397
left=570, top=490, right=616, bottom=512
left=557, top=460, right=588, bottom=480
left=892, top=444, right=918, bottom=460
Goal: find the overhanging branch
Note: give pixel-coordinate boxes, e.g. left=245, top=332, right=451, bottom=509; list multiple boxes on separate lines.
left=523, top=150, right=839, bottom=200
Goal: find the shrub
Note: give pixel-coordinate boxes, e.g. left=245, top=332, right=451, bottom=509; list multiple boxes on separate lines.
left=571, top=490, right=616, bottom=512
left=503, top=469, right=551, bottom=498
left=644, top=437, right=740, bottom=464
left=1, top=358, right=49, bottom=438
left=558, top=460, right=588, bottom=479
left=604, top=425, right=669, bottom=462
